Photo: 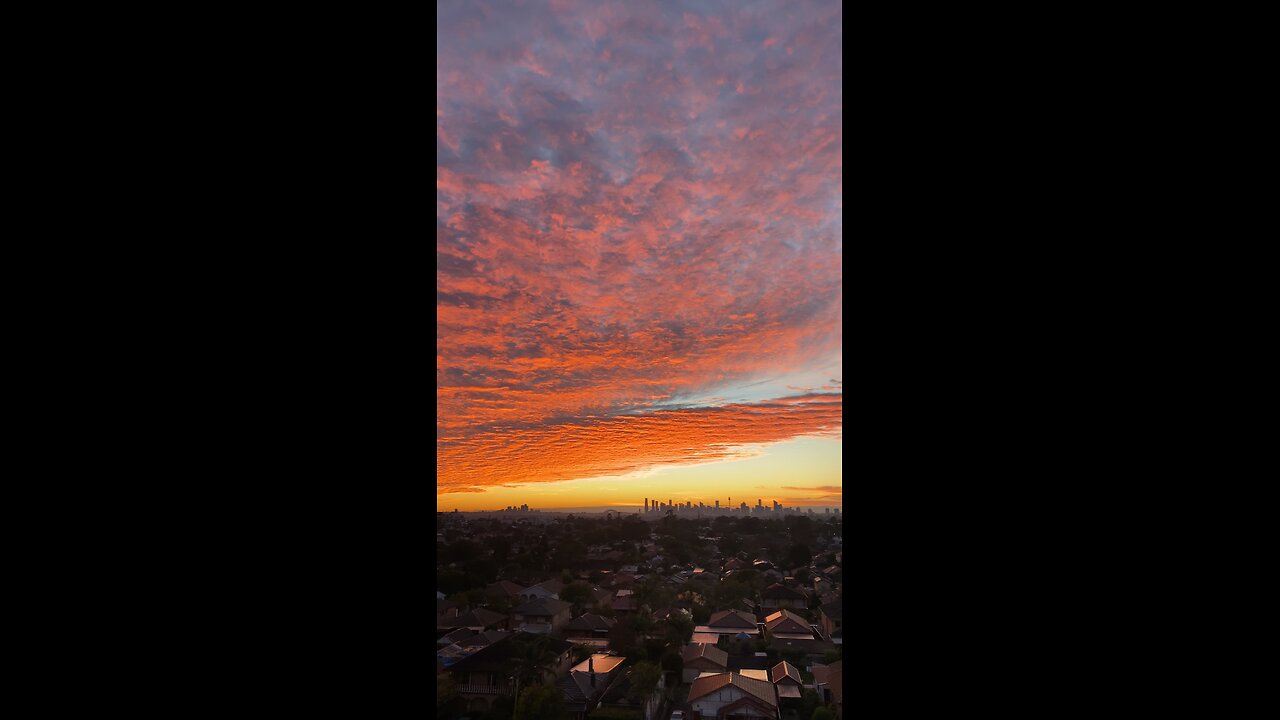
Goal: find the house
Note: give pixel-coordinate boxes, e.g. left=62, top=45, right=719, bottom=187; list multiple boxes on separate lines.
left=820, top=600, right=842, bottom=642
left=687, top=672, right=779, bottom=720
left=611, top=595, right=638, bottom=616
left=451, top=607, right=509, bottom=631
left=559, top=653, right=627, bottom=720
left=767, top=637, right=833, bottom=667
left=563, top=613, right=615, bottom=647
left=590, top=587, right=614, bottom=610
left=484, top=580, right=524, bottom=602
left=723, top=558, right=745, bottom=571
left=813, top=661, right=843, bottom=719
left=519, top=579, right=564, bottom=601
left=763, top=609, right=812, bottom=639
left=511, top=597, right=572, bottom=635
left=612, top=573, right=636, bottom=589
left=438, top=627, right=476, bottom=647
left=446, top=633, right=573, bottom=716
left=770, top=661, right=804, bottom=700
left=681, top=643, right=730, bottom=683
left=696, top=609, right=760, bottom=638
left=760, top=583, right=807, bottom=610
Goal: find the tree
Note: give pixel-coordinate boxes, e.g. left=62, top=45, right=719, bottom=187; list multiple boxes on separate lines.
left=513, top=685, right=564, bottom=720
left=626, top=661, right=661, bottom=702
left=788, top=544, right=813, bottom=570
left=511, top=636, right=558, bottom=689
left=659, top=649, right=683, bottom=687
left=811, top=708, right=835, bottom=720
left=665, top=610, right=693, bottom=645
left=560, top=581, right=593, bottom=610
left=490, top=536, right=512, bottom=564
left=482, top=694, right=515, bottom=720
left=800, top=689, right=821, bottom=720
left=823, top=648, right=841, bottom=664
left=608, top=617, right=638, bottom=655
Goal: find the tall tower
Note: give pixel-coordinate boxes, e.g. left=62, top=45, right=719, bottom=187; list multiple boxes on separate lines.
left=645, top=498, right=648, bottom=512
left=715, top=500, right=719, bottom=509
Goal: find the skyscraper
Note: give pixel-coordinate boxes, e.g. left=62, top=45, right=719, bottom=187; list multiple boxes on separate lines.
left=715, top=500, right=719, bottom=509
left=645, top=498, right=648, bottom=512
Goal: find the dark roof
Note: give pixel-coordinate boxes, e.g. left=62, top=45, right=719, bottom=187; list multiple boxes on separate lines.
left=514, top=597, right=571, bottom=615
left=565, top=613, right=616, bottom=631
left=485, top=580, right=524, bottom=597
left=453, top=608, right=506, bottom=627
left=821, top=600, right=842, bottom=622
left=461, top=629, right=510, bottom=648
left=438, top=627, right=475, bottom=645
left=525, top=578, right=564, bottom=594
left=598, top=668, right=636, bottom=705
left=708, top=609, right=758, bottom=629
left=612, top=596, right=638, bottom=611
left=727, top=655, right=772, bottom=672
left=767, top=637, right=832, bottom=655
left=762, top=583, right=807, bottom=600
left=448, top=632, right=571, bottom=673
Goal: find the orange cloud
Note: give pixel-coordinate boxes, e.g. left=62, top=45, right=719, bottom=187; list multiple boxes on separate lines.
left=438, top=394, right=842, bottom=493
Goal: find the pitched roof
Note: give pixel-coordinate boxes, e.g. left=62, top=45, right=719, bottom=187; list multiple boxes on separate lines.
left=485, top=580, right=525, bottom=597
left=448, top=632, right=571, bottom=673
left=438, top=627, right=475, bottom=645
left=688, top=672, right=777, bottom=708
left=827, top=660, right=843, bottom=705
left=611, top=596, right=638, bottom=611
left=764, top=609, right=810, bottom=631
left=514, top=597, right=571, bottom=615
left=565, top=613, right=616, bottom=631
left=708, top=609, right=758, bottom=629
left=453, top=607, right=506, bottom=627
left=526, top=578, right=564, bottom=594
left=762, top=583, right=807, bottom=600
left=681, top=643, right=729, bottom=668
left=770, top=660, right=803, bottom=685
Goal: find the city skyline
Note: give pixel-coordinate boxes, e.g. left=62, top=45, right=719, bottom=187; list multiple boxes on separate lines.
left=437, top=0, right=842, bottom=510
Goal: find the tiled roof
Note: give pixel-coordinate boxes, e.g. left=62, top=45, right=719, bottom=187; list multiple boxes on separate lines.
left=688, top=672, right=777, bottom=708
left=762, top=583, right=807, bottom=599
left=682, top=643, right=729, bottom=668
left=770, top=660, right=802, bottom=685
left=453, top=608, right=506, bottom=627
left=486, top=580, right=524, bottom=597
left=764, top=609, right=809, bottom=631
left=514, top=597, right=571, bottom=615
left=526, top=578, right=564, bottom=594
left=565, top=613, right=616, bottom=631
left=708, top=609, right=758, bottom=629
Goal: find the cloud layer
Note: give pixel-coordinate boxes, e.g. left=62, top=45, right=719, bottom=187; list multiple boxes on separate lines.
left=438, top=394, right=842, bottom=493
left=437, top=1, right=842, bottom=493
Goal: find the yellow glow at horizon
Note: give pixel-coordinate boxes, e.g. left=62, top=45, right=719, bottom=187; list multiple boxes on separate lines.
left=436, top=436, right=842, bottom=511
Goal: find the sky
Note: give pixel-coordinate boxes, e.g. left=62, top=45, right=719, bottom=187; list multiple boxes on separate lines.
left=437, top=0, right=842, bottom=511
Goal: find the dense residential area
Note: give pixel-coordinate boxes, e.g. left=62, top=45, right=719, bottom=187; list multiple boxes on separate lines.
left=437, top=512, right=844, bottom=720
